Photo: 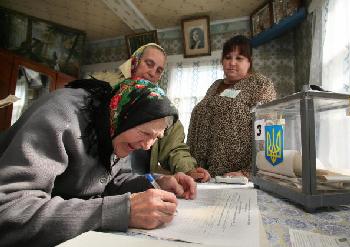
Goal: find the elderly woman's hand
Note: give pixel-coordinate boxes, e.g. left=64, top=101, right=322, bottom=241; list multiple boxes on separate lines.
left=186, top=167, right=211, bottom=183
left=156, top=173, right=197, bottom=200
left=128, top=189, right=177, bottom=229
left=174, top=172, right=197, bottom=199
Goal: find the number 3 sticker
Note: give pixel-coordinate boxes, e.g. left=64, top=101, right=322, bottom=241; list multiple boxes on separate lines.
left=254, top=120, right=265, bottom=140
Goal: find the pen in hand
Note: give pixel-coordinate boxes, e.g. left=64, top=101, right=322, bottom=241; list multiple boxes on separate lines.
left=145, top=173, right=178, bottom=215
left=145, top=173, right=162, bottom=189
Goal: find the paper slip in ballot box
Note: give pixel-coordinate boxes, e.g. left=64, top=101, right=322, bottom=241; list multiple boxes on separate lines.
left=251, top=89, right=350, bottom=211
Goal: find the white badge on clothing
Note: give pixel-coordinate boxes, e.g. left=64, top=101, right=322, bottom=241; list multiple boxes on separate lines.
left=219, top=89, right=241, bottom=99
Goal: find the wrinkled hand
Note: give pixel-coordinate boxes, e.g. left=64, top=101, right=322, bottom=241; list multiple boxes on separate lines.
left=128, top=189, right=177, bottom=229
left=156, top=172, right=197, bottom=200
left=174, top=172, right=197, bottom=199
left=186, top=167, right=211, bottom=182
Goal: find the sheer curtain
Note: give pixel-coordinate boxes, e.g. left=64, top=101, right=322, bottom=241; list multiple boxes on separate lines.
left=309, top=0, right=350, bottom=172
left=162, top=51, right=224, bottom=138
left=322, top=0, right=350, bottom=92
left=310, top=0, right=350, bottom=91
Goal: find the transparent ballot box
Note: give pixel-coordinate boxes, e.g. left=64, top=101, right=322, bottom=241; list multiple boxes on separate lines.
left=252, top=90, right=350, bottom=211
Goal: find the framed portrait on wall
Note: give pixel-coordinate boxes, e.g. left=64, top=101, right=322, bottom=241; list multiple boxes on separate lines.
left=272, top=0, right=286, bottom=24
left=250, top=2, right=273, bottom=37
left=285, top=0, right=301, bottom=16
left=181, top=16, right=211, bottom=58
left=125, top=30, right=158, bottom=57
left=272, top=0, right=301, bottom=24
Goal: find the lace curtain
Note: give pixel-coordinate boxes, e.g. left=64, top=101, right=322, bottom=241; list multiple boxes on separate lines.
left=160, top=51, right=224, bottom=138
left=309, top=0, right=350, bottom=172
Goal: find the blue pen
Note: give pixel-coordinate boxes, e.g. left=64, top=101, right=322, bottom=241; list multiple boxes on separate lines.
left=145, top=173, right=161, bottom=189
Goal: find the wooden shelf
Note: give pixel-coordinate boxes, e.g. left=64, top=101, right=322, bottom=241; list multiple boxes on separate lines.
left=251, top=7, right=307, bottom=48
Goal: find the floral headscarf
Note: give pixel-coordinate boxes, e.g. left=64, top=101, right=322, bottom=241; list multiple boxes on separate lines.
left=109, top=77, right=177, bottom=138
left=118, top=43, right=166, bottom=83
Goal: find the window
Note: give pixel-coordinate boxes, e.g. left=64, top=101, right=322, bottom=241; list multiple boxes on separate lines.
left=310, top=0, right=350, bottom=92
left=309, top=0, right=350, bottom=171
left=161, top=51, right=223, bottom=138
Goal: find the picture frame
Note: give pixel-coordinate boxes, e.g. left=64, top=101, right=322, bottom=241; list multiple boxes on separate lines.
left=125, top=30, right=158, bottom=57
left=0, top=7, right=85, bottom=78
left=285, top=0, right=301, bottom=17
left=272, top=0, right=286, bottom=24
left=250, top=2, right=273, bottom=37
left=272, top=0, right=301, bottom=24
left=181, top=16, right=211, bottom=58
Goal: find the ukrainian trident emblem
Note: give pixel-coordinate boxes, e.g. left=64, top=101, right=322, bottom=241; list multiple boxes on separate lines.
left=265, top=125, right=284, bottom=166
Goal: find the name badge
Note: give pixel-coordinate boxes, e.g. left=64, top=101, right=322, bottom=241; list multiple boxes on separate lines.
left=219, top=89, right=240, bottom=99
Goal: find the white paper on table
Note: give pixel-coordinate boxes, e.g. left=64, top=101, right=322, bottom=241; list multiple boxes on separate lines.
left=57, top=231, right=205, bottom=247
left=130, top=187, right=260, bottom=247
left=290, top=229, right=350, bottom=247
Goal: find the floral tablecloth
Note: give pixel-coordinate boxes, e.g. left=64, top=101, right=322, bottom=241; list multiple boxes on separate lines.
left=257, top=190, right=350, bottom=247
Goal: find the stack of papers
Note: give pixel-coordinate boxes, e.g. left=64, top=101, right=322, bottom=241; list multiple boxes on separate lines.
left=130, top=185, right=262, bottom=247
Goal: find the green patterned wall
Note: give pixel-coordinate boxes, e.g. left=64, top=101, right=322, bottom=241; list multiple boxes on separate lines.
left=253, top=32, right=296, bottom=97
left=84, top=19, right=250, bottom=64
left=294, top=13, right=312, bottom=92
left=83, top=16, right=312, bottom=98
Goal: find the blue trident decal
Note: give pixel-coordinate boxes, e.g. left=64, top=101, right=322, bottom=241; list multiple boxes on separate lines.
left=265, top=125, right=284, bottom=166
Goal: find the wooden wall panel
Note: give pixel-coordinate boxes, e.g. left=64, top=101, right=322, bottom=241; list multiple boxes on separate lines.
left=0, top=49, right=15, bottom=131
left=56, top=72, right=76, bottom=89
left=0, top=49, right=77, bottom=131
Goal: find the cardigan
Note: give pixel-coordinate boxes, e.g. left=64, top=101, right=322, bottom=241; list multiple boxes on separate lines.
left=0, top=88, right=151, bottom=247
left=150, top=120, right=198, bottom=174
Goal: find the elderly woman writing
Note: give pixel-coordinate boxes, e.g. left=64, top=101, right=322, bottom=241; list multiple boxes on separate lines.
left=0, top=78, right=196, bottom=246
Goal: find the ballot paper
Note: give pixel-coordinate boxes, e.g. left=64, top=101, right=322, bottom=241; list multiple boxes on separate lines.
left=57, top=231, right=205, bottom=247
left=130, top=187, right=260, bottom=247
left=256, top=150, right=302, bottom=177
left=290, top=229, right=350, bottom=247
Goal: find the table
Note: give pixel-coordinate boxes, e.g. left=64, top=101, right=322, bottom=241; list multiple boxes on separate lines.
left=59, top=185, right=350, bottom=247
left=258, top=189, right=350, bottom=247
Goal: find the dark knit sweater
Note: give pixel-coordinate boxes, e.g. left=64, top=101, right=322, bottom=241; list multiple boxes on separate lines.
left=0, top=88, right=150, bottom=247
